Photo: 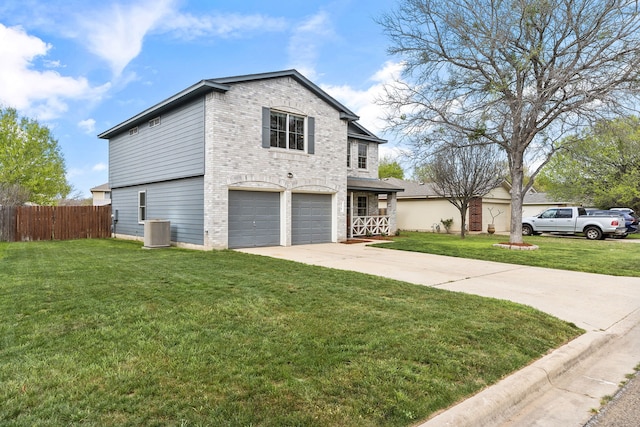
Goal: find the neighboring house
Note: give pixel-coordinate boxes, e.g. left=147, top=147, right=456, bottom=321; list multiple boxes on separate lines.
left=98, top=70, right=402, bottom=249
left=379, top=178, right=512, bottom=233
left=522, top=191, right=571, bottom=217
left=90, top=183, right=111, bottom=206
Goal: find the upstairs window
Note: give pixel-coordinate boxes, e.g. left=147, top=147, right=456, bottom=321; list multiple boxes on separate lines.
left=149, top=116, right=161, bottom=128
left=358, top=143, right=367, bottom=169
left=262, top=107, right=315, bottom=153
left=270, top=111, right=304, bottom=151
left=347, top=142, right=351, bottom=167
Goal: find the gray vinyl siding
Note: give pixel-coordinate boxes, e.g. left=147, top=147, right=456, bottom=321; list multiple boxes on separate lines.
left=109, top=97, right=205, bottom=187
left=111, top=177, right=204, bottom=245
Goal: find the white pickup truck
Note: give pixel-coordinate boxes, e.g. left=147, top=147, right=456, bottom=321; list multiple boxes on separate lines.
left=522, top=207, right=627, bottom=240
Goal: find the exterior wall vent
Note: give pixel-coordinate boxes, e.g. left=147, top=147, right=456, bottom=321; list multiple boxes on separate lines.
left=143, top=220, right=171, bottom=248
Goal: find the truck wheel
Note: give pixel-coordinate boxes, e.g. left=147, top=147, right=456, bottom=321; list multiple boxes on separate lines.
left=522, top=224, right=533, bottom=236
left=584, top=226, right=603, bottom=240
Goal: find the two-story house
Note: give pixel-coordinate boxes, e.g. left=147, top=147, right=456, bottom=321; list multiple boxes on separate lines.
left=98, top=70, right=402, bottom=249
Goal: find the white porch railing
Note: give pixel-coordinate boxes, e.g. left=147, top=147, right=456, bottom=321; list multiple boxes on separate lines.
left=351, top=215, right=390, bottom=237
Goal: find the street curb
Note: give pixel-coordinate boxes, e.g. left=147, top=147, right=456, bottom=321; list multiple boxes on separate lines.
left=418, top=310, right=640, bottom=427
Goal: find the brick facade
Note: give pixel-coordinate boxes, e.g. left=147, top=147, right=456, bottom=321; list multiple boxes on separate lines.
left=203, top=77, right=348, bottom=249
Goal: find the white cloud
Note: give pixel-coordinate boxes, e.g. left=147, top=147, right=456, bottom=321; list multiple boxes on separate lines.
left=92, top=162, right=108, bottom=172
left=321, top=61, right=404, bottom=135
left=321, top=61, right=414, bottom=165
left=73, top=0, right=287, bottom=77
left=78, top=118, right=96, bottom=134
left=0, top=24, right=110, bottom=120
left=161, top=12, right=287, bottom=40
left=287, top=11, right=336, bottom=80
left=75, top=0, right=177, bottom=77
left=66, top=167, right=84, bottom=180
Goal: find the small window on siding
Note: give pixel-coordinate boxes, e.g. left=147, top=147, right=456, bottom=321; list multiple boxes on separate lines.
left=138, top=191, right=146, bottom=223
left=129, top=126, right=138, bottom=136
left=149, top=116, right=161, bottom=128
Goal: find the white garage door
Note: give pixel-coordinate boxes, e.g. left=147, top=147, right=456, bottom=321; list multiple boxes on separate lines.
left=291, top=193, right=332, bottom=245
left=228, top=191, right=280, bottom=249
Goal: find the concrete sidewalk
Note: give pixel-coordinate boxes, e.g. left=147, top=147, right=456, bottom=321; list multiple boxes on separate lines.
left=238, top=242, right=640, bottom=426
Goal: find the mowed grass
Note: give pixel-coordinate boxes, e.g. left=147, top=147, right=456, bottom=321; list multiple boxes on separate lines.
left=373, top=232, right=640, bottom=277
left=0, top=239, right=580, bottom=426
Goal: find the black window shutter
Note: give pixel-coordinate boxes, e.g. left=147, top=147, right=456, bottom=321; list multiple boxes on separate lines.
left=307, top=116, right=315, bottom=154
left=262, top=107, right=270, bottom=148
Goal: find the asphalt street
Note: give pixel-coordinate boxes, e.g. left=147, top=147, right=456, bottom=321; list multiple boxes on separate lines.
left=585, top=371, right=640, bottom=427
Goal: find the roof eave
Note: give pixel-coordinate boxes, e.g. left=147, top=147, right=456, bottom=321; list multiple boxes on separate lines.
left=212, top=69, right=360, bottom=122
left=347, top=132, right=387, bottom=144
left=348, top=185, right=404, bottom=193
left=98, top=80, right=230, bottom=139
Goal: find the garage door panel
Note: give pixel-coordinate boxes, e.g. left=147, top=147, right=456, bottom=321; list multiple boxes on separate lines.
left=292, top=193, right=332, bottom=245
left=229, top=191, right=280, bottom=249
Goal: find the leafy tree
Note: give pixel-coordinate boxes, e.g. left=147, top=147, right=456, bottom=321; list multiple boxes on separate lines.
left=412, top=164, right=431, bottom=183
left=378, top=155, right=405, bottom=179
left=538, top=116, right=640, bottom=212
left=426, top=143, right=505, bottom=238
left=379, top=0, right=640, bottom=243
left=0, top=107, right=70, bottom=205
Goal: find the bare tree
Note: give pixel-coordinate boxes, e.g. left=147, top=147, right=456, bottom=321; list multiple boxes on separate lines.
left=0, top=183, right=30, bottom=207
left=427, top=143, right=505, bottom=238
left=379, top=0, right=640, bottom=243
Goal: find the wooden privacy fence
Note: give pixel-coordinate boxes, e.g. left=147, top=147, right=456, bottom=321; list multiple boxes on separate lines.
left=0, top=205, right=112, bottom=242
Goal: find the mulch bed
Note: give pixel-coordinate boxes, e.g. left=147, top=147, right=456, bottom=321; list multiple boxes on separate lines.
left=342, top=236, right=393, bottom=244
left=493, top=242, right=539, bottom=250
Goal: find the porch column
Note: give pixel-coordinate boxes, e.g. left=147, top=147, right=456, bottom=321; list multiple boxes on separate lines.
left=386, top=192, right=398, bottom=235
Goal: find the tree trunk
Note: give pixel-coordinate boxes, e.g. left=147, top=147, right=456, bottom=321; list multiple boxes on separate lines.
left=509, top=161, right=524, bottom=244
left=460, top=204, right=468, bottom=239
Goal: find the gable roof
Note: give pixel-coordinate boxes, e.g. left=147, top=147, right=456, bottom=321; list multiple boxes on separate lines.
left=98, top=69, right=360, bottom=139
left=348, top=122, right=387, bottom=144
left=380, top=177, right=441, bottom=198
left=523, top=191, right=570, bottom=205
left=90, top=183, right=110, bottom=192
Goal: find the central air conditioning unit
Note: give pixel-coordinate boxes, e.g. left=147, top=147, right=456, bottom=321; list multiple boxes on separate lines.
left=143, top=219, right=171, bottom=248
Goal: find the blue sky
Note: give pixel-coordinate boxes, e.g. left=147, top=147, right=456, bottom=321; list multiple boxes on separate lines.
left=0, top=0, right=404, bottom=198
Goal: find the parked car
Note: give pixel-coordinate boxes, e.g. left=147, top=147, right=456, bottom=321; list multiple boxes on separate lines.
left=587, top=209, right=638, bottom=235
left=610, top=207, right=639, bottom=221
left=522, top=207, right=627, bottom=240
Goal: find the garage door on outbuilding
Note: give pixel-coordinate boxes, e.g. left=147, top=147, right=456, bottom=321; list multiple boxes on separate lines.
left=228, top=190, right=281, bottom=249
left=291, top=193, right=332, bottom=245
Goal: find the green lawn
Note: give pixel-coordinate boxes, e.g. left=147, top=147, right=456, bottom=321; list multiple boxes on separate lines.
left=373, top=232, right=640, bottom=277
left=0, top=239, right=580, bottom=426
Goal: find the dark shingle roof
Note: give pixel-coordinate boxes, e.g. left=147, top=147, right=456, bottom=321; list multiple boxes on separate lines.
left=98, top=69, right=360, bottom=139
left=379, top=177, right=441, bottom=198
left=347, top=177, right=404, bottom=193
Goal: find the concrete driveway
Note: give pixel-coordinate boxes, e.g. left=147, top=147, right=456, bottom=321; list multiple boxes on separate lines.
left=238, top=242, right=640, bottom=426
